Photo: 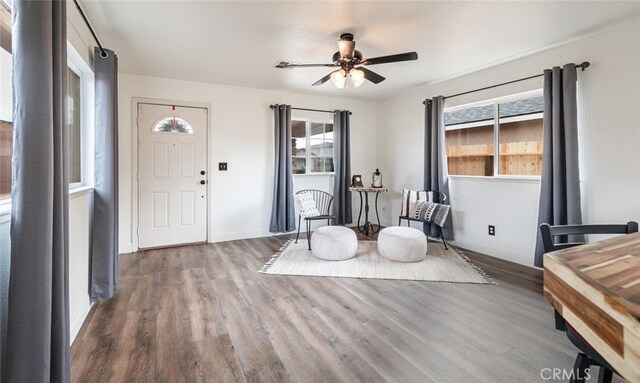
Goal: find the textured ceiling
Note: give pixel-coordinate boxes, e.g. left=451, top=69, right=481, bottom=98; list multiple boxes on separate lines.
left=80, top=1, right=640, bottom=100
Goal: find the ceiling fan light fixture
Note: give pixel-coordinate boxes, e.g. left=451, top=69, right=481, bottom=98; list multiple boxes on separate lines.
left=285, top=32, right=417, bottom=87
left=330, top=69, right=347, bottom=89
left=350, top=68, right=365, bottom=88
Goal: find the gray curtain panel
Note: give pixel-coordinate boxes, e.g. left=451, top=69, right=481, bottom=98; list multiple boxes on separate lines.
left=534, top=64, right=582, bottom=267
left=333, top=111, right=352, bottom=224
left=424, top=96, right=453, bottom=240
left=269, top=105, right=296, bottom=233
left=3, top=0, right=70, bottom=382
left=91, top=47, right=119, bottom=300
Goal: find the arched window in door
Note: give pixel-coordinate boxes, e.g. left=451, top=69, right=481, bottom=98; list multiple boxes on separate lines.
left=153, top=116, right=193, bottom=134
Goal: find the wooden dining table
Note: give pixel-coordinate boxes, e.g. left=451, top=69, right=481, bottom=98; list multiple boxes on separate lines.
left=543, top=232, right=640, bottom=381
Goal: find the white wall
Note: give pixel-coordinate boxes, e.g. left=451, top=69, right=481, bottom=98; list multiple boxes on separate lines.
left=376, top=19, right=640, bottom=266
left=118, top=75, right=377, bottom=251
left=68, top=190, right=93, bottom=341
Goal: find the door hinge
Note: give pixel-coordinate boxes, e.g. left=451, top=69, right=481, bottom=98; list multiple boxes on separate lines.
left=137, top=171, right=139, bottom=181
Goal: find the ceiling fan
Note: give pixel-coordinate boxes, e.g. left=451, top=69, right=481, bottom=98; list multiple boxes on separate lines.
left=275, top=32, right=418, bottom=88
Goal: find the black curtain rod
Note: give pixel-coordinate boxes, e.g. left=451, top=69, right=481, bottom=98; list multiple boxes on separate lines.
left=73, top=0, right=108, bottom=58
left=423, top=61, right=590, bottom=104
left=269, top=105, right=352, bottom=115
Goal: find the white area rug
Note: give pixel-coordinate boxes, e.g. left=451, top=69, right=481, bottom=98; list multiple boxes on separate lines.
left=259, top=239, right=495, bottom=284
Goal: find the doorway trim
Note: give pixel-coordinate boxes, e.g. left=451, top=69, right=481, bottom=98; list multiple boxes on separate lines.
left=131, top=97, right=212, bottom=251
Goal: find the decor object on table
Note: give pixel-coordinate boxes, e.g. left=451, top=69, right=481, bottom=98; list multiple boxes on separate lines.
left=269, top=104, right=296, bottom=233
left=259, top=240, right=494, bottom=284
left=540, top=221, right=638, bottom=383
left=333, top=111, right=352, bottom=225
left=372, top=168, right=383, bottom=188
left=534, top=64, right=583, bottom=267
left=378, top=227, right=427, bottom=262
left=424, top=96, right=454, bottom=241
left=399, top=189, right=450, bottom=249
left=274, top=32, right=418, bottom=88
left=294, top=189, right=336, bottom=250
left=351, top=175, right=363, bottom=187
left=310, top=226, right=357, bottom=261
left=349, top=186, right=388, bottom=236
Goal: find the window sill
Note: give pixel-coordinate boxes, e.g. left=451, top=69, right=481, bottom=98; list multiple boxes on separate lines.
left=449, top=175, right=541, bottom=183
left=293, top=173, right=335, bottom=177
left=69, top=185, right=94, bottom=199
left=0, top=186, right=94, bottom=220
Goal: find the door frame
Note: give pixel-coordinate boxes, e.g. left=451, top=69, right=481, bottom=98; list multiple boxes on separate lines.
left=131, top=97, right=212, bottom=251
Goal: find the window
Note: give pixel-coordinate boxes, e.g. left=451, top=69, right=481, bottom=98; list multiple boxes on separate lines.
left=0, top=1, right=11, bottom=201
left=444, top=92, right=543, bottom=177
left=68, top=67, right=82, bottom=184
left=291, top=119, right=334, bottom=175
left=67, top=42, right=95, bottom=190
left=0, top=3, right=92, bottom=200
left=153, top=116, right=193, bottom=134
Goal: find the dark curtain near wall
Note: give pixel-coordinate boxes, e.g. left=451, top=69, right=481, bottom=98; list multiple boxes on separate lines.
left=269, top=105, right=296, bottom=233
left=91, top=48, right=119, bottom=299
left=534, top=64, right=582, bottom=267
left=333, top=111, right=352, bottom=225
left=4, top=1, right=70, bottom=382
left=425, top=96, right=453, bottom=240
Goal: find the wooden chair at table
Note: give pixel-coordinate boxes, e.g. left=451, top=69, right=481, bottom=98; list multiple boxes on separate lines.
left=540, top=221, right=639, bottom=383
left=398, top=189, right=450, bottom=249
left=294, top=189, right=336, bottom=250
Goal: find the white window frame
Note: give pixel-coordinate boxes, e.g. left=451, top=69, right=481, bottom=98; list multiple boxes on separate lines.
left=67, top=41, right=94, bottom=191
left=67, top=62, right=83, bottom=189
left=291, top=117, right=335, bottom=176
left=0, top=2, right=11, bottom=208
left=0, top=9, right=96, bottom=214
left=444, top=89, right=543, bottom=180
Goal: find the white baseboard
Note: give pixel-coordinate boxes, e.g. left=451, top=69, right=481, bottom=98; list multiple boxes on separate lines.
left=70, top=298, right=92, bottom=345
left=451, top=239, right=535, bottom=268
left=119, top=242, right=134, bottom=254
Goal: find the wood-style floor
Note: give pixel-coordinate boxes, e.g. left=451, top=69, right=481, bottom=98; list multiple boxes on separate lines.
left=71, top=232, right=621, bottom=382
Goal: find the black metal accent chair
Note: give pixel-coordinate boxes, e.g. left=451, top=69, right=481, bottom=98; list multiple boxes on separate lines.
left=294, top=189, right=336, bottom=250
left=540, top=221, right=639, bottom=383
left=398, top=190, right=449, bottom=249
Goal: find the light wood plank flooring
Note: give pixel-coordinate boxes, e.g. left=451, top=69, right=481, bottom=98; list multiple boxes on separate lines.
left=71, top=233, right=622, bottom=382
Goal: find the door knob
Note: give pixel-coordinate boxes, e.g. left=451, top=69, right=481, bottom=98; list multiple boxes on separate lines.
left=200, top=180, right=206, bottom=185
left=200, top=170, right=205, bottom=175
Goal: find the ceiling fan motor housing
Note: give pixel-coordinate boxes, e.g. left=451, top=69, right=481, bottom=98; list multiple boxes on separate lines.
left=333, top=50, right=363, bottom=66
left=339, top=33, right=354, bottom=41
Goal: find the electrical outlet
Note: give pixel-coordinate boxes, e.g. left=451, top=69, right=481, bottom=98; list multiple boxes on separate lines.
left=488, top=225, right=496, bottom=236
left=218, top=162, right=228, bottom=171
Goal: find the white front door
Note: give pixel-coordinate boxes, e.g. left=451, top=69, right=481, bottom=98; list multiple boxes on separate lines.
left=137, top=102, right=208, bottom=249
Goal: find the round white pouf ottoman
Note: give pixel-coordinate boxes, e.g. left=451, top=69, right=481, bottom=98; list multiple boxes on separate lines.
left=310, top=226, right=358, bottom=261
left=378, top=227, right=427, bottom=262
